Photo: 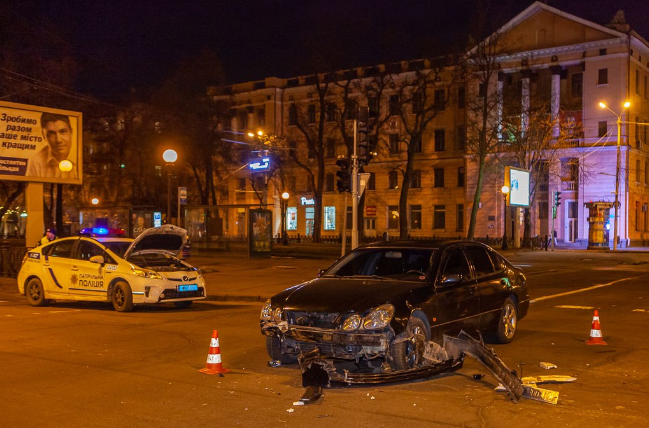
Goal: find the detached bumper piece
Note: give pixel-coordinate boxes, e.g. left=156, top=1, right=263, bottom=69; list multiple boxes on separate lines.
left=298, top=348, right=463, bottom=387
left=297, top=331, right=561, bottom=405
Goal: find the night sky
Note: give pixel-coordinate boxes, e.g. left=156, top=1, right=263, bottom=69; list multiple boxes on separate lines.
left=3, top=0, right=649, bottom=100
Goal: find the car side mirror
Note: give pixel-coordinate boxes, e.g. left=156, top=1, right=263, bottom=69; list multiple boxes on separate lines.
left=89, top=255, right=105, bottom=265
left=317, top=268, right=326, bottom=277
left=440, top=273, right=462, bottom=285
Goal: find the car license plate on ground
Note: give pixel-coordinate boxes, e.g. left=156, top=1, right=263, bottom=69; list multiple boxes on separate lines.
left=178, top=284, right=198, bottom=292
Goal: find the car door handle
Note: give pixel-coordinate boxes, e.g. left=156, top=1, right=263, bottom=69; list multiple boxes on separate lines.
left=71, top=266, right=79, bottom=271
left=500, top=279, right=507, bottom=286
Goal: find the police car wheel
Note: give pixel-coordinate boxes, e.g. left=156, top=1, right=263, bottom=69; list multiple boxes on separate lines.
left=174, top=301, right=193, bottom=309
left=112, top=281, right=134, bottom=312
left=26, top=278, right=47, bottom=306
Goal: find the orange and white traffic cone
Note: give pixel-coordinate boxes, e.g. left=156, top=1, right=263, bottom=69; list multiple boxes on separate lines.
left=585, top=310, right=607, bottom=345
left=199, top=330, right=230, bottom=375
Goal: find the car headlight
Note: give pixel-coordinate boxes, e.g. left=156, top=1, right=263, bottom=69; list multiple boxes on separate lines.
left=131, top=267, right=162, bottom=280
left=363, top=304, right=395, bottom=330
left=261, top=299, right=272, bottom=320
left=342, top=313, right=362, bottom=331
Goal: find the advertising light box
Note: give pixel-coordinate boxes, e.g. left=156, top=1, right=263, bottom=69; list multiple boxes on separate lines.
left=505, top=167, right=530, bottom=207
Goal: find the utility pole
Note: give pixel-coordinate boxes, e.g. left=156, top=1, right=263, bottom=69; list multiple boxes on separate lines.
left=351, top=119, right=359, bottom=250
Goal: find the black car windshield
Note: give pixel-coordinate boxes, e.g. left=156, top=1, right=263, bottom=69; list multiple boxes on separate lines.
left=324, top=248, right=434, bottom=279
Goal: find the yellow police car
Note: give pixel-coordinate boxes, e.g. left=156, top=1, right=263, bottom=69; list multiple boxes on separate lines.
left=17, top=225, right=206, bottom=312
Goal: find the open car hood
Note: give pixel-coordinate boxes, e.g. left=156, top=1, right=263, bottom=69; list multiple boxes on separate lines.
left=124, top=224, right=187, bottom=258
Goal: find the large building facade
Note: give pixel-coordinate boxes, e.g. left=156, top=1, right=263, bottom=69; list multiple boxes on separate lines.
left=212, top=2, right=649, bottom=248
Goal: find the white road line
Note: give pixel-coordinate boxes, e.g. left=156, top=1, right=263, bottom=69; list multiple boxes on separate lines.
left=531, top=274, right=647, bottom=303
left=555, top=305, right=595, bottom=310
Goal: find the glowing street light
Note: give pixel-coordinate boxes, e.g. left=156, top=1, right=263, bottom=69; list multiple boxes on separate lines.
left=598, top=101, right=631, bottom=251
left=501, top=185, right=510, bottom=250
left=91, top=198, right=99, bottom=205
left=163, top=149, right=178, bottom=225
left=58, top=159, right=73, bottom=172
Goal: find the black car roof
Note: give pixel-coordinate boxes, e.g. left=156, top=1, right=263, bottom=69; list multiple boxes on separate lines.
left=359, top=239, right=486, bottom=250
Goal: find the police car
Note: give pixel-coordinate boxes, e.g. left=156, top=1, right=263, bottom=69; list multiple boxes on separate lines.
left=17, top=225, right=206, bottom=312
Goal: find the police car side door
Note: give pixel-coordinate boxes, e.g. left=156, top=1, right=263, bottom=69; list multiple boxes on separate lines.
left=40, top=239, right=75, bottom=297
left=69, top=240, right=109, bottom=301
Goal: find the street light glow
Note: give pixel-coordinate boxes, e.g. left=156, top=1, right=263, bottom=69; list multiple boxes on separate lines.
left=162, top=149, right=178, bottom=163
left=598, top=102, right=606, bottom=109
left=282, top=192, right=290, bottom=200
left=91, top=198, right=99, bottom=205
left=624, top=101, right=631, bottom=108
left=501, top=185, right=510, bottom=194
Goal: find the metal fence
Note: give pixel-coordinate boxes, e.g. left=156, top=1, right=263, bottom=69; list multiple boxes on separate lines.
left=0, top=243, right=27, bottom=278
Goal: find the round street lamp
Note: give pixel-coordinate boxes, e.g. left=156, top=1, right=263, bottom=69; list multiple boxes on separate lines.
left=281, top=192, right=290, bottom=245
left=91, top=198, right=99, bottom=205
left=58, top=159, right=73, bottom=172
left=501, top=185, right=510, bottom=250
left=598, top=101, right=630, bottom=251
left=163, top=149, right=178, bottom=225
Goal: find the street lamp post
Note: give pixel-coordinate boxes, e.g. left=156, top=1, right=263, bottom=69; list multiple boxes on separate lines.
left=163, top=149, right=178, bottom=226
left=599, top=101, right=630, bottom=251
left=281, top=192, right=289, bottom=245
left=501, top=185, right=510, bottom=250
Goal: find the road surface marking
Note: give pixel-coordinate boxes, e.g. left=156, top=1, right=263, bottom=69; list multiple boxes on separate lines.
left=633, top=309, right=649, bottom=313
left=555, top=305, right=595, bottom=310
left=531, top=275, right=647, bottom=303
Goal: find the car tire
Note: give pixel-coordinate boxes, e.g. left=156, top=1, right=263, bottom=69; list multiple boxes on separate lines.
left=390, top=317, right=429, bottom=371
left=265, top=336, right=297, bottom=364
left=112, top=281, right=134, bottom=312
left=494, top=297, right=518, bottom=344
left=25, top=278, right=47, bottom=307
left=174, top=301, right=193, bottom=309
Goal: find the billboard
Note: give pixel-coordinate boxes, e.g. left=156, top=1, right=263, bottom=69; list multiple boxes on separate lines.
left=505, top=167, right=530, bottom=207
left=0, top=101, right=82, bottom=184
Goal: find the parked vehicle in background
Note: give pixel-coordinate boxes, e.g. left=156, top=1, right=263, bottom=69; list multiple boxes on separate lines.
left=17, top=225, right=205, bottom=312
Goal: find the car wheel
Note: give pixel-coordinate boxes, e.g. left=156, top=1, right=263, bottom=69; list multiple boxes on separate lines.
left=390, top=317, right=429, bottom=371
left=494, top=297, right=518, bottom=344
left=112, top=281, right=134, bottom=312
left=174, top=301, right=193, bottom=309
left=26, top=278, right=47, bottom=307
left=265, top=336, right=297, bottom=364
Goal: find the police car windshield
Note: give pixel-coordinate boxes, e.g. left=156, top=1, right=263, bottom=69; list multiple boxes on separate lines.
left=103, top=242, right=131, bottom=258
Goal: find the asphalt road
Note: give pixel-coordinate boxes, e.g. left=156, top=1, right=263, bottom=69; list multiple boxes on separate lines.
left=2, top=250, right=649, bottom=427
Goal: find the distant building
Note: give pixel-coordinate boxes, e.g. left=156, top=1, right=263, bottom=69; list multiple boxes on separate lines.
left=212, top=1, right=649, bottom=248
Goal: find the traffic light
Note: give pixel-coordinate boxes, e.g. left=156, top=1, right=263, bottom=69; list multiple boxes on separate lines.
left=357, top=106, right=371, bottom=166
left=554, top=191, right=562, bottom=207
left=336, top=157, right=351, bottom=193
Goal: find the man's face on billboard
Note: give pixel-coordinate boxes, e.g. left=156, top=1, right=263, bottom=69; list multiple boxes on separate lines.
left=42, top=120, right=72, bottom=161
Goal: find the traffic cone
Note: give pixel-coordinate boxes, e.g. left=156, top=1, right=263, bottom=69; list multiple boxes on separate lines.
left=585, top=310, right=607, bottom=345
left=199, top=330, right=230, bottom=374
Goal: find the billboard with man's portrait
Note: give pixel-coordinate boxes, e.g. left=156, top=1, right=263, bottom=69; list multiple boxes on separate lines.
left=0, top=101, right=82, bottom=185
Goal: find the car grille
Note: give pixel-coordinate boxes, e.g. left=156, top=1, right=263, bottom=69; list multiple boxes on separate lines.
left=161, top=287, right=204, bottom=300
left=286, top=311, right=340, bottom=329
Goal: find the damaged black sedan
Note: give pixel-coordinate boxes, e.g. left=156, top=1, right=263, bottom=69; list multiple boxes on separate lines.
left=260, top=240, right=529, bottom=373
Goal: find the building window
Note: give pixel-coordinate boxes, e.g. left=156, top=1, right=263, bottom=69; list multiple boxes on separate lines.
left=389, top=134, right=400, bottom=154
left=367, top=172, right=376, bottom=190
left=388, top=170, right=399, bottom=189
left=326, top=138, right=336, bottom=158
left=434, top=168, right=444, bottom=188
left=389, top=95, right=400, bottom=116
left=645, top=203, right=649, bottom=231
left=324, top=206, right=336, bottom=230
left=365, top=217, right=376, bottom=230
left=256, top=108, right=265, bottom=127
left=433, top=205, right=445, bottom=229
left=568, top=201, right=578, bottom=218
left=413, top=138, right=422, bottom=153
left=434, top=89, right=445, bottom=111
left=598, top=121, right=608, bottom=138
left=287, top=207, right=297, bottom=230
left=368, top=96, right=379, bottom=116
left=538, top=202, right=548, bottom=219
left=434, top=129, right=445, bottom=151
left=456, top=204, right=464, bottom=231
left=478, top=82, right=487, bottom=98
left=571, top=73, right=583, bottom=97
left=457, top=167, right=465, bottom=187
left=637, top=160, right=642, bottom=183
left=288, top=104, right=297, bottom=126
left=325, top=173, right=335, bottom=192
left=412, top=92, right=423, bottom=114
left=410, top=205, right=422, bottom=229
left=637, top=70, right=641, bottom=95
left=598, top=68, right=608, bottom=85
left=307, top=104, right=316, bottom=124
left=456, top=125, right=466, bottom=151
left=387, top=205, right=399, bottom=229
left=645, top=161, right=649, bottom=184
left=326, top=103, right=336, bottom=122
left=410, top=170, right=421, bottom=188
left=645, top=75, right=648, bottom=99
left=305, top=177, right=313, bottom=193
left=457, top=86, right=465, bottom=109
left=288, top=176, right=296, bottom=193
